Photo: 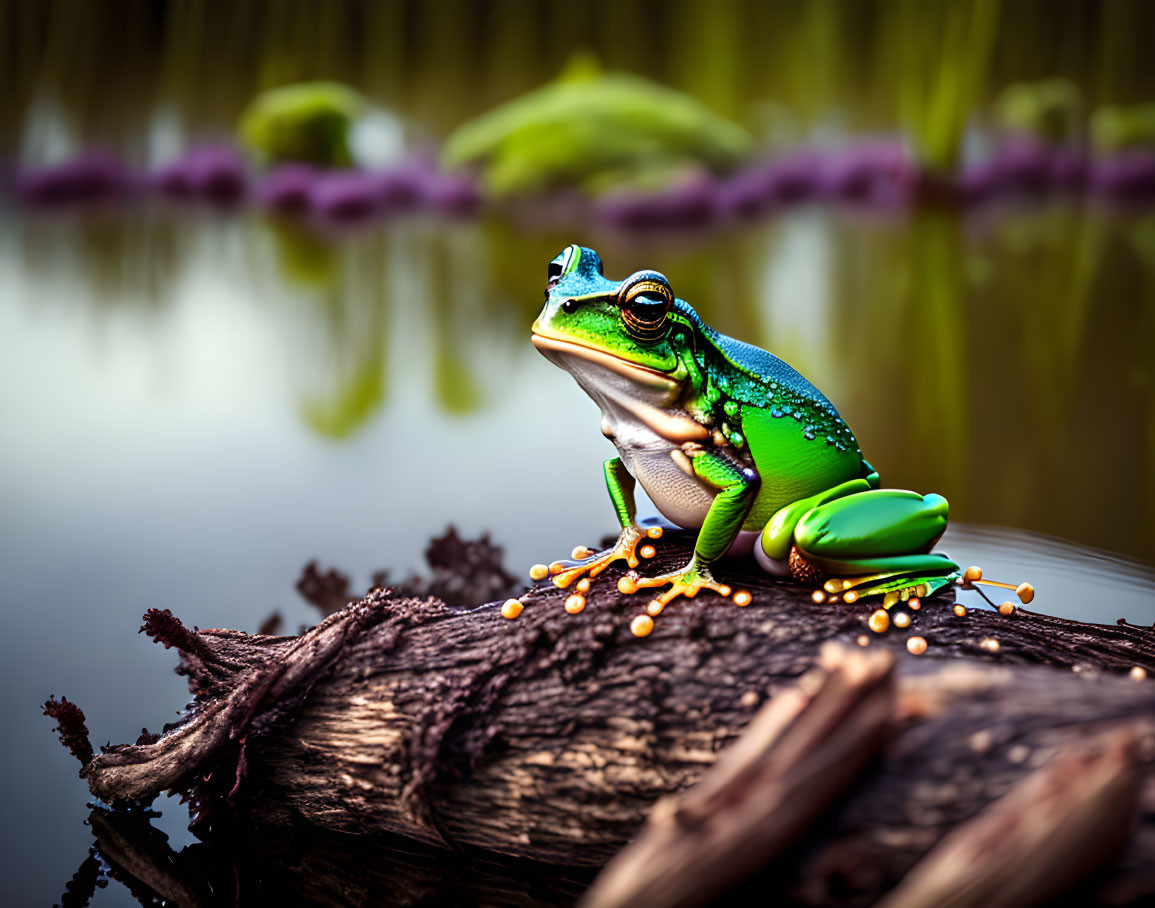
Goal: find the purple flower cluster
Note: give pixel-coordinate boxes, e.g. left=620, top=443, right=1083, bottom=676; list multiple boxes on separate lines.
left=10, top=137, right=1155, bottom=229
left=263, top=159, right=480, bottom=220
left=14, top=150, right=132, bottom=205
left=11, top=145, right=481, bottom=220
left=957, top=136, right=1155, bottom=202
left=1088, top=150, right=1155, bottom=198
left=599, top=142, right=922, bottom=230
left=149, top=144, right=247, bottom=203
left=597, top=138, right=1155, bottom=231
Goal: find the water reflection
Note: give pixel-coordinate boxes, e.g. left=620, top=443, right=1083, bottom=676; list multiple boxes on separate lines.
left=65, top=806, right=592, bottom=907
left=5, top=203, right=1155, bottom=567
left=943, top=524, right=1155, bottom=628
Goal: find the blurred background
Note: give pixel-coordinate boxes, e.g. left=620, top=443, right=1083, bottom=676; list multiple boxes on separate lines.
left=3, top=0, right=1155, bottom=903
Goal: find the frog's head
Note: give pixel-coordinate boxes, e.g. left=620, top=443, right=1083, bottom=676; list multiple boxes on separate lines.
left=532, top=245, right=689, bottom=406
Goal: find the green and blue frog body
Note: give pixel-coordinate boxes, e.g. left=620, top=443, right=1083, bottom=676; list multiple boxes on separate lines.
left=532, top=245, right=960, bottom=614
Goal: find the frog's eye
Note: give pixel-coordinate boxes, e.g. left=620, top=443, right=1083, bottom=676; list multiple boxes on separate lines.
left=618, top=271, right=673, bottom=342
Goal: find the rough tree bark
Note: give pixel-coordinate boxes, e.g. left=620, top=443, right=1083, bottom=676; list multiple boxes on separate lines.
left=46, top=531, right=1155, bottom=905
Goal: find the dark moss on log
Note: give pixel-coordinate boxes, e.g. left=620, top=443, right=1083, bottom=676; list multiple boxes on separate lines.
left=43, top=696, right=94, bottom=766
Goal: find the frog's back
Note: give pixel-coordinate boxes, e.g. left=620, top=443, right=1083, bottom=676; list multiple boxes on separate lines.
left=705, top=328, right=868, bottom=524
left=708, top=330, right=836, bottom=407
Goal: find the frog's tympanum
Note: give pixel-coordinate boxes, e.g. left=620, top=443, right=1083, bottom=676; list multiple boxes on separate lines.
left=530, top=245, right=1031, bottom=634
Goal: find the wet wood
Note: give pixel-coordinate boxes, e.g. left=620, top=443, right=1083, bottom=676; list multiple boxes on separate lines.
left=46, top=531, right=1155, bottom=904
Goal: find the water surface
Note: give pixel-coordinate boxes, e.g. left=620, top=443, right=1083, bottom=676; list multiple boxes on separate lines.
left=3, top=203, right=1155, bottom=905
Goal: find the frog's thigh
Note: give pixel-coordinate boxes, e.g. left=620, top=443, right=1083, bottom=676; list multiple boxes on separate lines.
left=757, top=478, right=874, bottom=568
left=794, top=490, right=949, bottom=565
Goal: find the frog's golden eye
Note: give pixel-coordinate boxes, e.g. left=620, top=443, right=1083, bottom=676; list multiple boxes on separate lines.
left=618, top=271, right=672, bottom=341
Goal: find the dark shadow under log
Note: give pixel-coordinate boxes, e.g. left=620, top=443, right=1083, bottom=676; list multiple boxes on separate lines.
left=47, top=532, right=1155, bottom=905
left=80, top=806, right=596, bottom=907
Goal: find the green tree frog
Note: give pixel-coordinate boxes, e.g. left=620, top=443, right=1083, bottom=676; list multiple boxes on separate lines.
left=531, top=245, right=1031, bottom=629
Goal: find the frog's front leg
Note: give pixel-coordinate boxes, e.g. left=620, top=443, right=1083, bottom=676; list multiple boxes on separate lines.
left=621, top=450, right=759, bottom=613
left=548, top=457, right=663, bottom=590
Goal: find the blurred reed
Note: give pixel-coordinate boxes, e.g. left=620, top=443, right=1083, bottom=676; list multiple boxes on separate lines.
left=3, top=0, right=1153, bottom=166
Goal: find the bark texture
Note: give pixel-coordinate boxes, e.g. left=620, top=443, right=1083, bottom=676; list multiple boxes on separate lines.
left=48, top=531, right=1155, bottom=905
left=583, top=645, right=900, bottom=908
left=585, top=647, right=1150, bottom=908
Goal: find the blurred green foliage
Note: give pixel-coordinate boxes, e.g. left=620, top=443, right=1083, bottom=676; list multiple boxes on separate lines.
left=1091, top=104, right=1155, bottom=153
left=5, top=0, right=1154, bottom=171
left=895, top=0, right=1000, bottom=171
left=994, top=78, right=1082, bottom=144
left=240, top=81, right=364, bottom=167
left=442, top=58, right=754, bottom=196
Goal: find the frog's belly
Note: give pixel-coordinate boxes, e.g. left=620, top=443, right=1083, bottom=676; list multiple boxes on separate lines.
left=618, top=446, right=716, bottom=530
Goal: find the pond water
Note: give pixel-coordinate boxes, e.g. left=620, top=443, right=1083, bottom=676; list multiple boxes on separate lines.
left=2, top=200, right=1154, bottom=903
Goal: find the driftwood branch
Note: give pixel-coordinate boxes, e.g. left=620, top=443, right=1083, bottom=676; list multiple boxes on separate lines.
left=47, top=530, right=1155, bottom=904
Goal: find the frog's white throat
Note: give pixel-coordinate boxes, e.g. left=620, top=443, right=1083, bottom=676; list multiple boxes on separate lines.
left=534, top=329, right=720, bottom=531
left=532, top=331, right=702, bottom=442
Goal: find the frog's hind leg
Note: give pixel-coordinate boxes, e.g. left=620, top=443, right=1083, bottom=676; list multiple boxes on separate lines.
left=789, top=489, right=1035, bottom=606
left=832, top=561, right=1036, bottom=608
left=791, top=489, right=960, bottom=602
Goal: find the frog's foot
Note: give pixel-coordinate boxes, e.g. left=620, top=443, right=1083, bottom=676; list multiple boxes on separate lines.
left=824, top=563, right=1035, bottom=610
left=830, top=573, right=951, bottom=607
left=618, top=559, right=744, bottom=617
left=541, top=524, right=665, bottom=591
left=954, top=564, right=1036, bottom=606
left=785, top=542, right=952, bottom=603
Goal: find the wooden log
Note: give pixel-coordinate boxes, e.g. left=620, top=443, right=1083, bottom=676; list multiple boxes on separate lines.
left=46, top=532, right=1155, bottom=904
left=879, top=729, right=1141, bottom=908
left=583, top=645, right=898, bottom=908
left=585, top=646, right=1148, bottom=908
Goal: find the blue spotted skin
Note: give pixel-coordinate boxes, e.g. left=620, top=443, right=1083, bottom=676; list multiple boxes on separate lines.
left=535, top=245, right=958, bottom=601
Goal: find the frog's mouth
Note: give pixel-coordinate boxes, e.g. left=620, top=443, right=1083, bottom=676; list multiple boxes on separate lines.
left=531, top=323, right=678, bottom=392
